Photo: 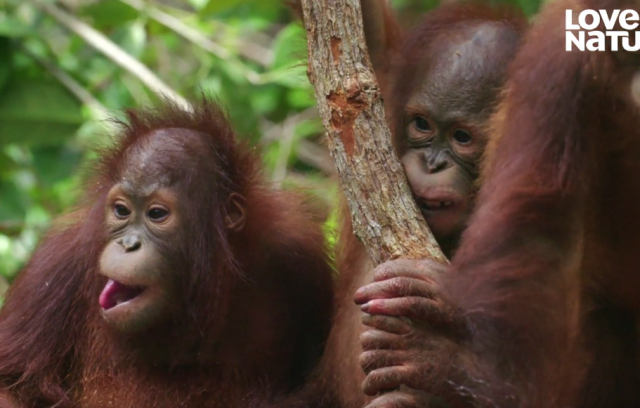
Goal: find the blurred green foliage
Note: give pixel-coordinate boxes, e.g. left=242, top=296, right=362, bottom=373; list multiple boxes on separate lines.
left=0, top=0, right=541, bottom=301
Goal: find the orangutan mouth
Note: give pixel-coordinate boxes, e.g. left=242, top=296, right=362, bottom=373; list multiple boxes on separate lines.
left=99, top=279, right=146, bottom=311
left=418, top=199, right=457, bottom=211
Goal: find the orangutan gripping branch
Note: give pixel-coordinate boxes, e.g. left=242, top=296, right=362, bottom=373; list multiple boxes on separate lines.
left=301, top=2, right=527, bottom=408
left=356, top=0, right=640, bottom=407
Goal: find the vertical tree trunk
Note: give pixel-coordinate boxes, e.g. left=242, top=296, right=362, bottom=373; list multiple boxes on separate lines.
left=300, top=0, right=447, bottom=265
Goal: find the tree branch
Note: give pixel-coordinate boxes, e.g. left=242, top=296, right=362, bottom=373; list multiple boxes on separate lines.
left=300, top=0, right=447, bottom=265
left=119, top=0, right=267, bottom=83
left=31, top=0, right=189, bottom=111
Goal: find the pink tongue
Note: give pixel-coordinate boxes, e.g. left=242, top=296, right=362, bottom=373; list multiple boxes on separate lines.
left=99, top=279, right=144, bottom=310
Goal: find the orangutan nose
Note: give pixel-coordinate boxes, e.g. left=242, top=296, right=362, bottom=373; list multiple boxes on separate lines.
left=119, top=235, right=142, bottom=252
left=424, top=152, right=449, bottom=174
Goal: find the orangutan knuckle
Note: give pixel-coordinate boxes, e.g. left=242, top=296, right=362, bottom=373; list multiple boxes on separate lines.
left=419, top=260, right=446, bottom=278
left=389, top=277, right=410, bottom=294
left=368, top=393, right=417, bottom=408
left=405, top=297, right=422, bottom=311
left=362, top=373, right=384, bottom=396
left=359, top=351, right=378, bottom=372
left=360, top=330, right=378, bottom=348
left=374, top=262, right=394, bottom=279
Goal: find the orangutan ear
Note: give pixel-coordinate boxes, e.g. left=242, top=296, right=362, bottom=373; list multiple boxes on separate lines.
left=225, top=192, right=246, bottom=232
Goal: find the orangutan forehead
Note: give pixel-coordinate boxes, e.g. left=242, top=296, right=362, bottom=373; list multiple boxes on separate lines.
left=117, top=128, right=207, bottom=191
left=429, top=23, right=518, bottom=87
left=407, top=22, right=519, bottom=120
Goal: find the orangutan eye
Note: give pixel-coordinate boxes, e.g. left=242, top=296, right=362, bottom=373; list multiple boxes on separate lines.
left=413, top=116, right=432, bottom=132
left=148, top=207, right=170, bottom=222
left=452, top=129, right=472, bottom=145
left=114, top=204, right=131, bottom=219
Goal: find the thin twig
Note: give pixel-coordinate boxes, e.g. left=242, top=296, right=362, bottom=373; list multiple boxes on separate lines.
left=261, top=106, right=336, bottom=176
left=271, top=115, right=298, bottom=185
left=31, top=0, right=190, bottom=111
left=124, top=0, right=273, bottom=66
left=122, top=0, right=233, bottom=59
left=261, top=106, right=317, bottom=143
left=297, top=139, right=335, bottom=175
left=119, top=0, right=268, bottom=83
left=19, top=42, right=111, bottom=122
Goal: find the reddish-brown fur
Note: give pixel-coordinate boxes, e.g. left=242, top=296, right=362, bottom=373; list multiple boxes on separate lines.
left=359, top=0, right=640, bottom=406
left=300, top=3, right=527, bottom=408
left=445, top=0, right=640, bottom=405
left=383, top=4, right=526, bottom=150
left=0, top=99, right=335, bottom=408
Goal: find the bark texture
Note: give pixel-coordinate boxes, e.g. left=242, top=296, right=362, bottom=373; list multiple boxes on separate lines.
left=300, top=0, right=447, bottom=265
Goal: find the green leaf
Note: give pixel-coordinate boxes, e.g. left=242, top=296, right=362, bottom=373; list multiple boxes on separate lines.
left=187, top=0, right=209, bottom=11
left=0, top=37, right=12, bottom=94
left=80, top=0, right=139, bottom=28
left=0, top=77, right=83, bottom=146
left=0, top=122, right=81, bottom=147
left=31, top=146, right=83, bottom=188
left=112, top=22, right=148, bottom=58
left=0, top=180, right=28, bottom=223
left=201, top=0, right=282, bottom=20
left=271, top=24, right=307, bottom=70
left=265, top=63, right=310, bottom=88
left=0, top=151, right=14, bottom=175
left=250, top=84, right=283, bottom=115
left=201, top=0, right=240, bottom=15
left=0, top=15, right=29, bottom=38
left=287, top=87, right=315, bottom=109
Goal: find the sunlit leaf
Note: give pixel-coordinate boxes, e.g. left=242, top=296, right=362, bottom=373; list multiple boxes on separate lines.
left=0, top=15, right=29, bottom=38
left=113, top=21, right=148, bottom=58
left=271, top=23, right=306, bottom=70
left=287, top=87, right=315, bottom=109
left=202, top=0, right=283, bottom=20
left=200, top=0, right=241, bottom=15
left=250, top=83, right=283, bottom=115
left=80, top=0, right=139, bottom=28
left=187, top=0, right=209, bottom=11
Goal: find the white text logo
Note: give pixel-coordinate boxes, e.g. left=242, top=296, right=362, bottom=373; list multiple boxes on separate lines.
left=566, top=9, right=640, bottom=51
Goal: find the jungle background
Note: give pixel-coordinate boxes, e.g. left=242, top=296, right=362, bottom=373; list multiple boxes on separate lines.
left=0, top=0, right=542, bottom=303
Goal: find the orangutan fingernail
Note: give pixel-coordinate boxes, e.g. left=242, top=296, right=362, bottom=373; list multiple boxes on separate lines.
left=360, top=303, right=370, bottom=312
